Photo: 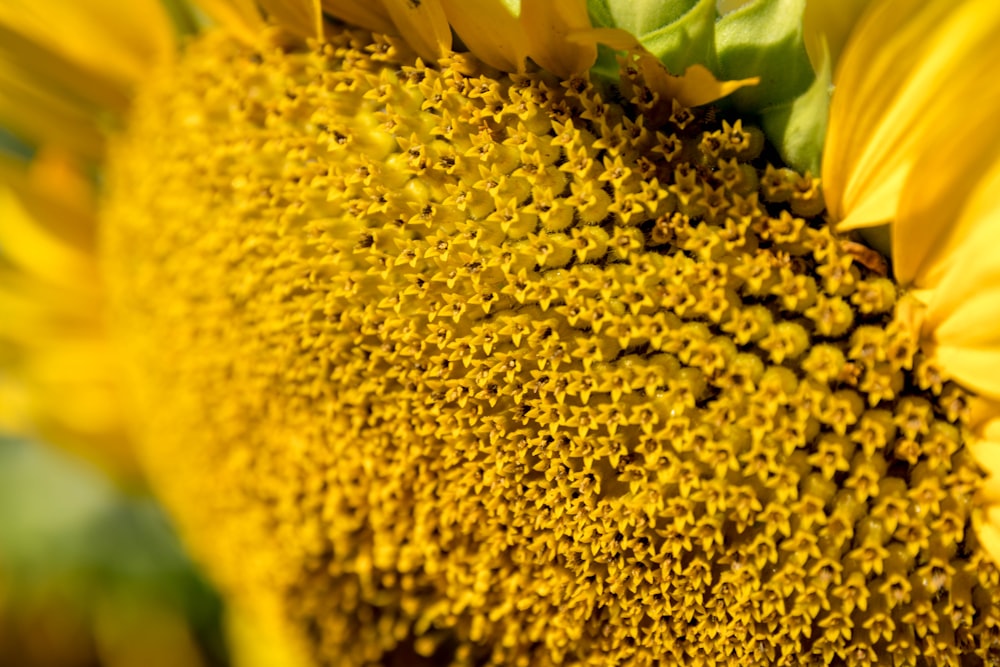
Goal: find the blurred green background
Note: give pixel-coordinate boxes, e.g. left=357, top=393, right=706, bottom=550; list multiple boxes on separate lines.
left=0, top=436, right=229, bottom=667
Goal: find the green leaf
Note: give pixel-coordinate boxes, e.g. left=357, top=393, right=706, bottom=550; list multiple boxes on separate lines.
left=716, top=0, right=815, bottom=111
left=641, top=0, right=718, bottom=73
left=759, top=42, right=831, bottom=175
left=588, top=0, right=697, bottom=36
left=590, top=43, right=622, bottom=82
left=587, top=0, right=615, bottom=28
left=588, top=0, right=718, bottom=73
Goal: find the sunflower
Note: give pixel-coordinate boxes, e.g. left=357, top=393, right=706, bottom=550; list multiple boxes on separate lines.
left=4, top=0, right=1000, bottom=664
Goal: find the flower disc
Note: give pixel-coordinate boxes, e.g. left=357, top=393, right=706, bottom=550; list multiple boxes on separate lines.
left=101, top=29, right=1000, bottom=666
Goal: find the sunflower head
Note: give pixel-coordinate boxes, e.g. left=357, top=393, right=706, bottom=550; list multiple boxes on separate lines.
left=5, top=0, right=1000, bottom=665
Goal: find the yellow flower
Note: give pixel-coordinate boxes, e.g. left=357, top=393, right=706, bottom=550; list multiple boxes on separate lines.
left=5, top=0, right=1000, bottom=665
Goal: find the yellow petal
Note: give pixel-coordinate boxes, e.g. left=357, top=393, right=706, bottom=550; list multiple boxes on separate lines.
left=520, top=0, right=596, bottom=78
left=258, top=0, right=324, bottom=40
left=882, top=101, right=1000, bottom=402
left=440, top=0, right=529, bottom=72
left=980, top=479, right=1000, bottom=506
left=321, top=0, right=396, bottom=35
left=920, top=210, right=1000, bottom=400
left=892, top=112, right=1000, bottom=288
left=0, top=0, right=173, bottom=157
left=0, top=23, right=128, bottom=114
left=197, top=0, right=267, bottom=44
left=0, top=0, right=173, bottom=88
left=0, top=169, right=135, bottom=480
left=381, top=0, right=452, bottom=63
left=571, top=26, right=640, bottom=52
left=823, top=0, right=1000, bottom=230
left=0, top=149, right=96, bottom=251
left=0, top=188, right=95, bottom=288
left=662, top=63, right=759, bottom=108
left=0, top=69, right=106, bottom=160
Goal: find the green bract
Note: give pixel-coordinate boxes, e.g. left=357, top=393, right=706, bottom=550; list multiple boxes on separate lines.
left=588, top=0, right=830, bottom=174
left=758, top=37, right=830, bottom=175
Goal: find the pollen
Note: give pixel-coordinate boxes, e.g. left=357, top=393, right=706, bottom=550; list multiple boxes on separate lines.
left=101, top=29, right=1000, bottom=666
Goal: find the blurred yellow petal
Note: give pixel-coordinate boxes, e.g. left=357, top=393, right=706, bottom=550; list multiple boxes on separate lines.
left=0, top=0, right=175, bottom=161
left=0, top=149, right=91, bottom=213
left=0, top=23, right=128, bottom=114
left=440, top=0, right=528, bottom=72
left=520, top=0, right=596, bottom=78
left=198, top=0, right=267, bottom=43
left=381, top=0, right=452, bottom=63
left=981, top=480, right=1000, bottom=507
left=0, top=173, right=135, bottom=479
left=823, top=0, right=1000, bottom=230
left=0, top=0, right=173, bottom=89
left=259, top=0, right=323, bottom=40
left=17, top=149, right=96, bottom=251
left=0, top=71, right=106, bottom=160
left=321, top=0, right=396, bottom=35
left=0, top=374, right=29, bottom=434
left=0, top=189, right=95, bottom=287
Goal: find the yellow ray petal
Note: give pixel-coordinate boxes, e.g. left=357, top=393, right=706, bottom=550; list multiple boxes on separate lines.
left=381, top=0, right=452, bottom=63
left=662, top=63, right=758, bottom=108
left=823, top=0, right=1000, bottom=230
left=0, top=188, right=95, bottom=289
left=0, top=70, right=106, bottom=160
left=198, top=0, right=267, bottom=43
left=520, top=0, right=596, bottom=78
left=259, top=0, right=324, bottom=40
left=440, top=0, right=528, bottom=72
left=0, top=333, right=137, bottom=481
left=0, top=171, right=135, bottom=479
left=0, top=0, right=173, bottom=89
left=881, top=85, right=1000, bottom=403
left=0, top=23, right=128, bottom=114
left=321, top=0, right=396, bottom=35
left=0, top=150, right=96, bottom=251
left=919, top=205, right=1000, bottom=400
left=892, top=111, right=1000, bottom=287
